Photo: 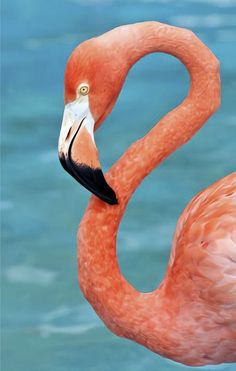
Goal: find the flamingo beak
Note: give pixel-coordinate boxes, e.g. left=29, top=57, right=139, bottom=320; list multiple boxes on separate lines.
left=58, top=100, right=118, bottom=205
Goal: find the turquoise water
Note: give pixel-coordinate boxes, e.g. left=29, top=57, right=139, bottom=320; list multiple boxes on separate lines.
left=1, top=0, right=236, bottom=370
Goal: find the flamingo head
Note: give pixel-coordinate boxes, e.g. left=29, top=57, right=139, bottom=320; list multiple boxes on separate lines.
left=58, top=36, right=129, bottom=205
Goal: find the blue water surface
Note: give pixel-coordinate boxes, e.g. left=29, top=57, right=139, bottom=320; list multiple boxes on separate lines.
left=1, top=0, right=236, bottom=370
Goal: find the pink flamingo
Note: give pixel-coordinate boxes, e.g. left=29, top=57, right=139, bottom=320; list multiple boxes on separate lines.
left=58, top=22, right=236, bottom=366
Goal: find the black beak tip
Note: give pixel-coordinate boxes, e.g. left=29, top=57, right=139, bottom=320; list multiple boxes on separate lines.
left=60, top=156, right=119, bottom=206
left=103, top=191, right=118, bottom=206
left=76, top=164, right=119, bottom=206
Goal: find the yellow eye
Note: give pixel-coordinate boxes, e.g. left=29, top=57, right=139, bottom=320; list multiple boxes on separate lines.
left=79, top=84, right=89, bottom=96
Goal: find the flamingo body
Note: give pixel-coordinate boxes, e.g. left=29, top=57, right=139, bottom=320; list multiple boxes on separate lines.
left=58, top=22, right=236, bottom=366
left=78, top=166, right=236, bottom=366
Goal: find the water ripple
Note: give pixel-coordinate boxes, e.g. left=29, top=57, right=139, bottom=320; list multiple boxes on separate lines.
left=39, top=304, right=102, bottom=337
left=38, top=323, right=99, bottom=337
left=0, top=200, right=14, bottom=210
left=5, top=265, right=57, bottom=285
left=171, top=14, right=236, bottom=28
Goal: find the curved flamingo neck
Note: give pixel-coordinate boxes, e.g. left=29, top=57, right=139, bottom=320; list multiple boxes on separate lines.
left=102, top=22, right=220, bottom=207
left=77, top=22, right=220, bottom=353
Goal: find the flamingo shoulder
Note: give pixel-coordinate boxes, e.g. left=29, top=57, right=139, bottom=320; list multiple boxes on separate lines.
left=166, top=172, right=236, bottom=305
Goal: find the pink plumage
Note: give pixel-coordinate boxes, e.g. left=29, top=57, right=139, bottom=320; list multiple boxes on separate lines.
left=58, top=22, right=236, bottom=366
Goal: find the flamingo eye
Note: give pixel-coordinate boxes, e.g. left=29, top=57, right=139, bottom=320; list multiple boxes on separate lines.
left=78, top=84, right=89, bottom=96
